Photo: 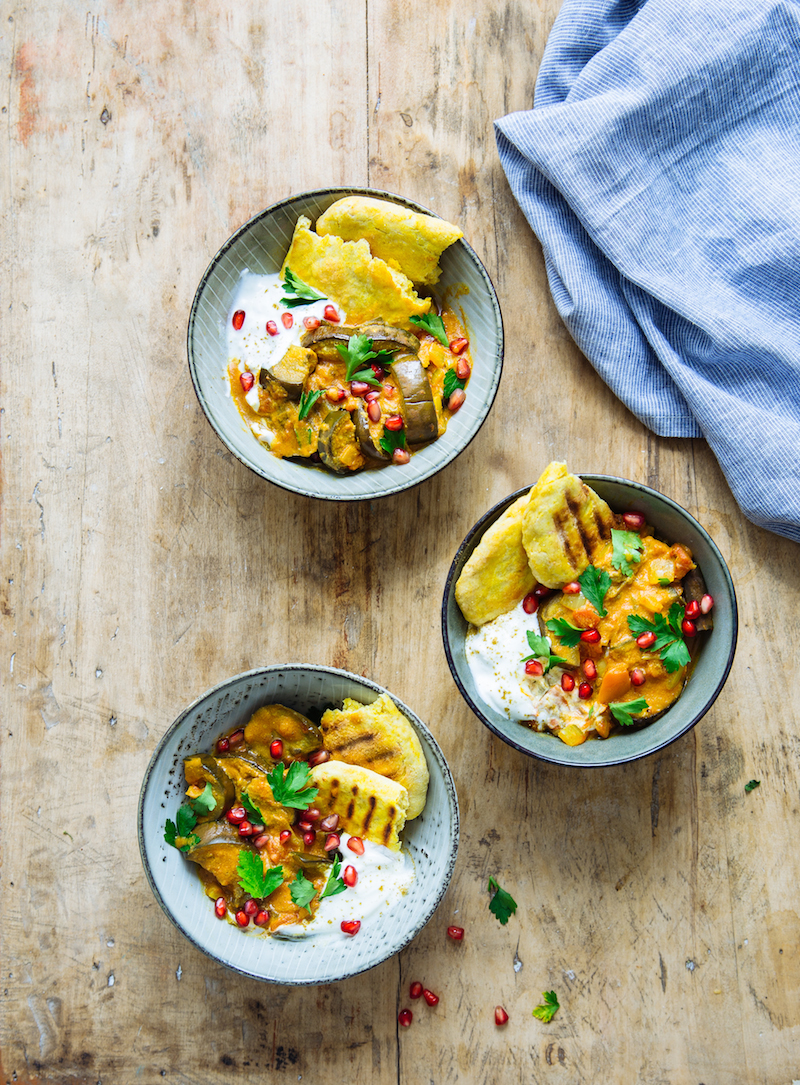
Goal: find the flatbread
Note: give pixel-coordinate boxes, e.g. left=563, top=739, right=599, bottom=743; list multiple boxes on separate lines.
left=455, top=491, right=535, bottom=626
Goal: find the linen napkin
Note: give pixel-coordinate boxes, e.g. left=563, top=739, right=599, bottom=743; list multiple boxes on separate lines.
left=495, top=0, right=800, bottom=543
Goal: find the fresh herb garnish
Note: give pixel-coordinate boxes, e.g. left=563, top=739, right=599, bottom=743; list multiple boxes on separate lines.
left=532, top=990, right=560, bottom=1023
left=237, top=850, right=284, bottom=899
left=577, top=564, right=612, bottom=617
left=240, top=790, right=263, bottom=824
left=627, top=602, right=691, bottom=673
left=267, top=760, right=319, bottom=810
left=442, top=367, right=466, bottom=401
left=336, top=333, right=396, bottom=383
left=281, top=267, right=326, bottom=307
left=522, top=630, right=568, bottom=673
left=190, top=782, right=216, bottom=816
left=289, top=870, right=317, bottom=911
left=745, top=779, right=761, bottom=793
left=488, top=876, right=517, bottom=926
left=545, top=617, right=583, bottom=649
left=608, top=698, right=649, bottom=727
left=320, top=853, right=347, bottom=900
left=657, top=577, right=672, bottom=586
left=164, top=802, right=200, bottom=852
left=410, top=312, right=449, bottom=347
left=379, top=426, right=407, bottom=456
left=298, top=388, right=323, bottom=419
left=611, top=529, right=644, bottom=577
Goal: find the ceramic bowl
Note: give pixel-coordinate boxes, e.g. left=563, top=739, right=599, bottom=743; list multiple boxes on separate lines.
left=138, top=665, right=459, bottom=984
left=187, top=187, right=503, bottom=501
left=442, top=476, right=738, bottom=767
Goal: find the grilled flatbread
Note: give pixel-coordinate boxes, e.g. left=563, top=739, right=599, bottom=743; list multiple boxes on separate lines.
left=310, top=760, right=409, bottom=851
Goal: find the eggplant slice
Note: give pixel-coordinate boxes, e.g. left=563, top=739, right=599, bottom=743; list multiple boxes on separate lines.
left=391, top=351, right=437, bottom=443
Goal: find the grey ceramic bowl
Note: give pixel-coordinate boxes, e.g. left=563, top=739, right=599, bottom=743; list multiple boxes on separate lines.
left=188, top=187, right=503, bottom=501
left=442, top=477, right=738, bottom=767
left=138, top=665, right=459, bottom=984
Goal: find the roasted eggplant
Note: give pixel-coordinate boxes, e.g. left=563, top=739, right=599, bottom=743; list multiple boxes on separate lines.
left=244, top=704, right=324, bottom=763
left=183, top=755, right=237, bottom=820
left=318, top=408, right=365, bottom=473
left=264, top=345, right=316, bottom=400
left=391, top=351, right=437, bottom=443
left=355, top=402, right=391, bottom=462
left=300, top=322, right=358, bottom=360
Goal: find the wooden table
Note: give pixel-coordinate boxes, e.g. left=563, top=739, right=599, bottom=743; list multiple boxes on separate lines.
left=3, top=3, right=799, bottom=1082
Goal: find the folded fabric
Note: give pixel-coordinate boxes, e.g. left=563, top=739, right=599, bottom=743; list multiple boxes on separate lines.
left=495, top=0, right=800, bottom=543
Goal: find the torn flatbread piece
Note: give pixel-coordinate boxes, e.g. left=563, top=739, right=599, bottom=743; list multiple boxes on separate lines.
left=309, top=760, right=409, bottom=851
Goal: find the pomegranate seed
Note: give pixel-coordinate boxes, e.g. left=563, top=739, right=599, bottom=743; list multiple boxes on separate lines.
left=308, top=749, right=330, bottom=767
left=447, top=388, right=466, bottom=412
left=364, top=389, right=380, bottom=403
left=447, top=926, right=465, bottom=941
left=216, top=737, right=230, bottom=753
left=302, top=830, right=316, bottom=847
left=525, top=659, right=544, bottom=676
left=347, top=836, right=365, bottom=855
left=243, top=898, right=259, bottom=917
left=324, top=833, right=341, bottom=852
left=320, top=813, right=339, bottom=832
left=266, top=320, right=279, bottom=336
left=582, top=659, right=597, bottom=680
left=561, top=673, right=576, bottom=692
left=229, top=729, right=245, bottom=746
left=495, top=1006, right=509, bottom=1026
left=455, top=357, right=471, bottom=381
left=326, top=387, right=346, bottom=403
left=410, top=981, right=423, bottom=999
left=226, top=807, right=246, bottom=824
left=343, top=865, right=358, bottom=887
left=449, top=337, right=469, bottom=354
left=682, top=618, right=697, bottom=637
left=232, top=309, right=245, bottom=330
left=563, top=581, right=581, bottom=594
left=423, top=989, right=439, bottom=1007
left=636, top=631, right=656, bottom=650
left=341, top=920, right=361, bottom=936
left=578, top=681, right=592, bottom=699
left=367, top=400, right=382, bottom=423
left=385, top=413, right=404, bottom=431
left=684, top=600, right=701, bottom=619
left=253, top=833, right=269, bottom=849
left=297, top=820, right=313, bottom=832
left=622, top=511, right=646, bottom=530
left=281, top=312, right=293, bottom=329
left=239, top=371, right=255, bottom=393
left=398, top=1009, right=413, bottom=1027
left=279, top=830, right=291, bottom=844
left=580, top=628, right=601, bottom=644
left=254, top=910, right=269, bottom=926
left=238, top=821, right=253, bottom=837
left=235, top=910, right=249, bottom=927
left=350, top=380, right=370, bottom=397
left=372, top=364, right=385, bottom=380
left=269, top=738, right=284, bottom=759
left=700, top=593, right=714, bottom=614
left=630, top=668, right=646, bottom=686
left=533, top=585, right=553, bottom=600
left=392, top=448, right=411, bottom=465
left=303, top=316, right=320, bottom=331
left=323, top=304, right=340, bottom=323
left=251, top=823, right=264, bottom=834
left=522, top=593, right=538, bottom=614
left=305, top=808, right=320, bottom=822
left=214, top=896, right=226, bottom=918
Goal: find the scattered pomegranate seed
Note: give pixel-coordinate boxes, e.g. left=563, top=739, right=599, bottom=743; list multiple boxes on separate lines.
left=351, top=380, right=370, bottom=397
left=324, top=833, right=341, bottom=852
left=232, top=310, right=245, bottom=330
left=578, top=681, right=592, bottom=699
left=302, top=830, right=316, bottom=847
left=270, top=738, right=284, bottom=759
left=372, top=364, right=385, bottom=380
left=367, top=400, right=382, bottom=423
left=323, top=304, right=340, bottom=323
left=410, top=981, right=423, bottom=999
left=216, top=737, right=230, bottom=753
left=279, top=830, right=292, bottom=844
left=239, top=371, right=255, bottom=393
left=630, top=668, right=646, bottom=686
left=636, top=631, right=656, bottom=650
left=684, top=600, right=701, bottom=619
left=347, top=836, right=365, bottom=855
left=398, top=1008, right=413, bottom=1027
left=385, top=413, right=404, bottom=431
left=700, top=593, right=714, bottom=614
left=341, top=920, right=361, bottom=936
left=235, top=910, right=249, bottom=927
left=254, top=910, right=269, bottom=926
left=308, top=750, right=330, bottom=767
left=561, top=673, right=576, bottom=692
left=580, top=629, right=601, bottom=644
left=447, top=926, right=465, bottom=941
left=525, top=659, right=544, bottom=676
left=326, top=387, right=346, bottom=403
left=455, top=358, right=471, bottom=381
left=622, top=511, right=646, bottom=530
left=448, top=388, right=466, bottom=412
left=343, top=865, right=358, bottom=887
left=266, top=320, right=279, bottom=336
left=214, top=896, right=226, bottom=919
left=297, top=820, right=313, bottom=832
left=392, top=449, right=410, bottom=465
left=582, top=659, right=597, bottom=680
left=449, top=337, right=469, bottom=354
left=495, top=1006, right=509, bottom=1026
left=229, top=729, right=245, bottom=746
left=320, top=813, right=339, bottom=832
left=364, top=389, right=380, bottom=403
left=563, top=581, right=581, bottom=594
left=253, top=833, right=269, bottom=849
left=423, top=989, right=439, bottom=1007
left=238, top=820, right=253, bottom=837
left=305, top=808, right=320, bottom=822
left=522, top=593, right=538, bottom=614
left=682, top=618, right=697, bottom=637
left=243, top=898, right=259, bottom=917
left=303, top=316, right=320, bottom=331
left=281, top=312, right=293, bottom=329
left=533, top=585, right=553, bottom=600
left=227, top=807, right=246, bottom=825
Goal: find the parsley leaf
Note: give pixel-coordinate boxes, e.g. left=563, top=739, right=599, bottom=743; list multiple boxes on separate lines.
left=532, top=990, right=560, bottom=1023
left=379, top=426, right=407, bottom=456
left=336, top=334, right=397, bottom=382
left=320, top=853, right=347, bottom=900
left=745, top=779, right=761, bottom=793
left=577, top=565, right=612, bottom=616
left=240, top=790, right=263, bottom=825
left=657, top=577, right=672, bottom=586
left=409, top=312, right=449, bottom=347
left=546, top=617, right=583, bottom=649
left=627, top=603, right=691, bottom=673
left=290, top=870, right=317, bottom=910
left=348, top=368, right=382, bottom=388
left=298, top=389, right=323, bottom=420
left=488, top=876, right=517, bottom=926
left=164, top=804, right=199, bottom=852
left=267, top=760, right=319, bottom=810
left=609, top=698, right=649, bottom=727
left=521, top=630, right=568, bottom=673
left=611, top=529, right=644, bottom=577
left=660, top=638, right=691, bottom=671
left=237, top=851, right=284, bottom=899
left=191, top=782, right=216, bottom=817
left=281, top=267, right=326, bottom=307
left=442, top=367, right=466, bottom=401
left=176, top=804, right=198, bottom=837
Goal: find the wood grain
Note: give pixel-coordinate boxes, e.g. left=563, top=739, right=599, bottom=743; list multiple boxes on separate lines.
left=2, top=1, right=799, bottom=1082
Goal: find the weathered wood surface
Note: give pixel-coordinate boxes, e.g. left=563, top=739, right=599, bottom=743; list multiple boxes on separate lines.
left=2, top=2, right=799, bottom=1083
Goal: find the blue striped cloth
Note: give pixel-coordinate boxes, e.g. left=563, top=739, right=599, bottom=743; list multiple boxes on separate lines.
left=495, top=0, right=800, bottom=542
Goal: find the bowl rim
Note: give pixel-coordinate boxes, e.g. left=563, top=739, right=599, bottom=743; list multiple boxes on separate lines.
left=186, top=186, right=505, bottom=502
left=137, top=663, right=461, bottom=983
left=441, top=475, right=739, bottom=767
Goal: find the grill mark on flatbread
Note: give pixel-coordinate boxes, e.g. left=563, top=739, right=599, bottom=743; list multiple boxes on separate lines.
left=362, top=795, right=376, bottom=834
left=325, top=731, right=380, bottom=753
left=554, top=504, right=585, bottom=567
left=594, top=505, right=612, bottom=541
left=383, top=809, right=395, bottom=844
